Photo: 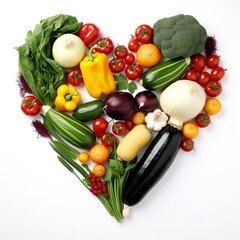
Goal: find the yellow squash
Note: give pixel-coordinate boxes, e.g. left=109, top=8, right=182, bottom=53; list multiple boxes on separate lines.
left=117, top=124, right=152, bottom=161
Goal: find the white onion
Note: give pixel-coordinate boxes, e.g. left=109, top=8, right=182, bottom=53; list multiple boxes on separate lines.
left=52, top=33, right=86, bottom=68
left=159, top=80, right=206, bottom=129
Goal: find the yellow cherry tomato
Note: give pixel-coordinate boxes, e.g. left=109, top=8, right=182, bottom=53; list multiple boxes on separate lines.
left=78, top=152, right=90, bottom=163
left=182, top=122, right=199, bottom=139
left=203, top=98, right=222, bottom=115
left=132, top=111, right=145, bottom=125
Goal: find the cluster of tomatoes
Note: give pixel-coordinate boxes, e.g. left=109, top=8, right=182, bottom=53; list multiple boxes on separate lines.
left=62, top=24, right=154, bottom=88
left=79, top=23, right=154, bottom=81
left=92, top=117, right=135, bottom=148
left=181, top=53, right=224, bottom=151
left=87, top=173, right=109, bottom=198
left=76, top=117, right=138, bottom=179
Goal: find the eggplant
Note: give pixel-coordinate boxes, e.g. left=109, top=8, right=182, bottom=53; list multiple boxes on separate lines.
left=122, top=124, right=182, bottom=206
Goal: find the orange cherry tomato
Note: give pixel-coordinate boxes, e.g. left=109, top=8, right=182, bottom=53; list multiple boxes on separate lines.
left=92, top=164, right=106, bottom=177
left=89, top=144, right=110, bottom=164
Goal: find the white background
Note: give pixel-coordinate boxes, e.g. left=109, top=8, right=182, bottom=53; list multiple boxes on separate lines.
left=0, top=0, right=240, bottom=239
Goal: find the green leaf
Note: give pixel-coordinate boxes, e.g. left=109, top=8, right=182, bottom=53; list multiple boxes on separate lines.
left=50, top=140, right=78, bottom=162
left=16, top=14, right=82, bottom=106
left=128, top=81, right=137, bottom=94
left=57, top=156, right=74, bottom=173
left=114, top=73, right=137, bottom=94
left=49, top=140, right=88, bottom=178
left=114, top=74, right=128, bottom=91
left=104, top=159, right=125, bottom=182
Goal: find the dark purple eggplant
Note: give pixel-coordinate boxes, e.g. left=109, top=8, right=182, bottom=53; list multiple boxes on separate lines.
left=122, top=124, right=182, bottom=206
left=135, top=90, right=159, bottom=113
left=104, top=91, right=137, bottom=120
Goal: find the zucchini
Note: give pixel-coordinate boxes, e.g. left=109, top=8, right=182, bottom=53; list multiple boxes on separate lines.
left=122, top=124, right=182, bottom=206
left=73, top=100, right=104, bottom=122
left=43, top=106, right=96, bottom=149
left=140, top=57, right=191, bottom=91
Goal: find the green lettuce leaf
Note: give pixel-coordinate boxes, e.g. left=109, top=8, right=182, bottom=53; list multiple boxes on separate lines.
left=16, top=14, right=82, bottom=106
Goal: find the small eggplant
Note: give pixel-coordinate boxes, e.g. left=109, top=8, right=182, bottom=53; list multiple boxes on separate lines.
left=104, top=91, right=137, bottom=120
left=122, top=124, right=182, bottom=206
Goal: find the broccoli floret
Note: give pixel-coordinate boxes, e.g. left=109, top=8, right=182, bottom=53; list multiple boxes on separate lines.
left=153, top=14, right=207, bottom=59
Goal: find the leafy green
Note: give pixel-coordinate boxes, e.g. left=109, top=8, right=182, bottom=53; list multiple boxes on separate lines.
left=43, top=108, right=136, bottom=221
left=128, top=81, right=137, bottom=94
left=16, top=14, right=82, bottom=106
left=104, top=143, right=136, bottom=221
left=50, top=140, right=89, bottom=178
left=49, top=139, right=115, bottom=219
left=114, top=74, right=137, bottom=94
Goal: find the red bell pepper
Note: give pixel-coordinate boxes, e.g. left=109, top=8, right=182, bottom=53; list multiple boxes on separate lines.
left=79, top=23, right=100, bottom=48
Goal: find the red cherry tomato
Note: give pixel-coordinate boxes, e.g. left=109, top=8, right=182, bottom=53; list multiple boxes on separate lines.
left=21, top=95, right=42, bottom=116
left=67, top=67, right=84, bottom=86
left=125, top=53, right=135, bottom=65
left=124, top=119, right=135, bottom=131
left=93, top=118, right=109, bottom=138
left=128, top=35, right=140, bottom=52
left=198, top=71, right=211, bottom=87
left=114, top=45, right=128, bottom=59
left=210, top=66, right=225, bottom=81
left=100, top=132, right=116, bottom=148
left=183, top=69, right=198, bottom=81
left=205, top=80, right=222, bottom=97
left=181, top=139, right=194, bottom=152
left=125, top=63, right=143, bottom=80
left=195, top=113, right=211, bottom=128
left=205, top=54, right=220, bottom=69
left=191, top=54, right=206, bottom=72
left=109, top=57, right=125, bottom=73
left=93, top=37, right=114, bottom=55
left=112, top=121, right=127, bottom=136
left=135, top=24, right=153, bottom=44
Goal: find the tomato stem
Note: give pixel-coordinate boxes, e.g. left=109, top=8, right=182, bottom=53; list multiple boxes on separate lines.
left=25, top=98, right=36, bottom=108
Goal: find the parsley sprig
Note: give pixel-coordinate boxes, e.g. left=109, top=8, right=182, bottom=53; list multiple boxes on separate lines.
left=114, top=74, right=137, bottom=94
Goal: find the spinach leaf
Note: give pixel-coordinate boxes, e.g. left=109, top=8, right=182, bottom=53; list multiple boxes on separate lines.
left=16, top=14, right=82, bottom=106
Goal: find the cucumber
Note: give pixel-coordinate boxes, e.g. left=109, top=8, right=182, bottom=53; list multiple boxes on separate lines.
left=73, top=100, right=104, bottom=122
left=140, top=57, right=191, bottom=91
left=43, top=106, right=96, bottom=149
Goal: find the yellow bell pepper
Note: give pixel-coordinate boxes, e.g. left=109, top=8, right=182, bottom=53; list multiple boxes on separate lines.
left=55, top=84, right=81, bottom=112
left=80, top=45, right=116, bottom=98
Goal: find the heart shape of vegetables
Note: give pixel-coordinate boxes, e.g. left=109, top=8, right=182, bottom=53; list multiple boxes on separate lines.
left=16, top=13, right=224, bottom=222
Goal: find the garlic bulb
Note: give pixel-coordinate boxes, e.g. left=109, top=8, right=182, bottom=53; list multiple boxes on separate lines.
left=145, top=109, right=168, bottom=131
left=52, top=33, right=86, bottom=68
left=159, top=80, right=206, bottom=129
